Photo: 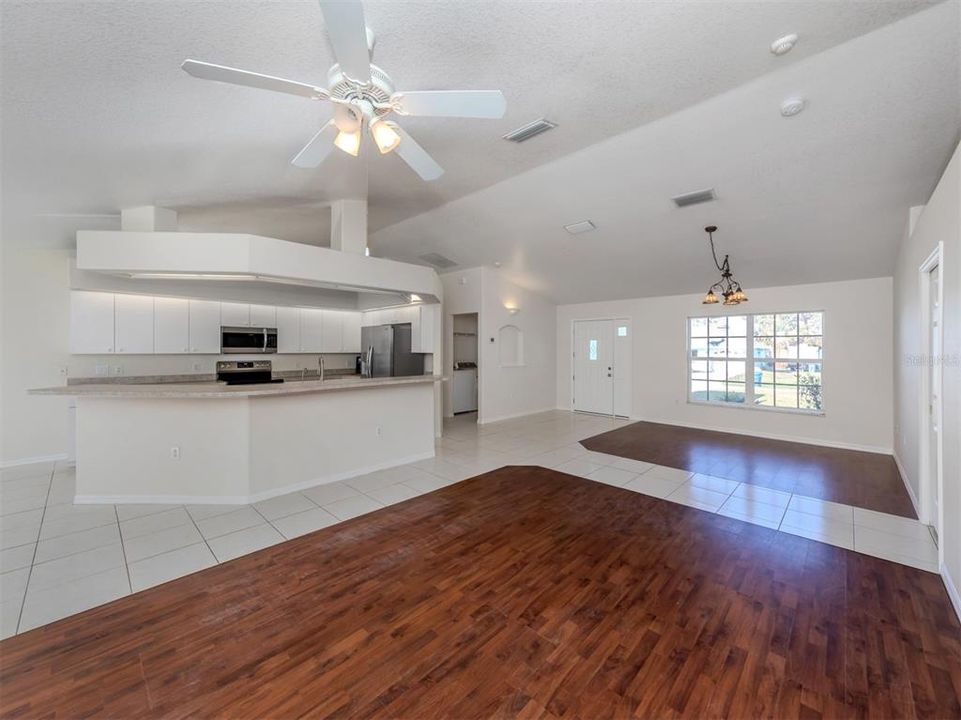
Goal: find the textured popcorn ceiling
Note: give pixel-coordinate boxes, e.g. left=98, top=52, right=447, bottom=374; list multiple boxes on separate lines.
left=1, top=1, right=957, bottom=300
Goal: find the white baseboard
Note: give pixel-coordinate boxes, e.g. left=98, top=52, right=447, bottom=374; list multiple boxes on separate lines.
left=625, top=416, right=893, bottom=455
left=0, top=453, right=68, bottom=469
left=892, top=451, right=921, bottom=518
left=941, top=562, right=961, bottom=623
left=478, top=407, right=558, bottom=425
left=74, top=449, right=436, bottom=506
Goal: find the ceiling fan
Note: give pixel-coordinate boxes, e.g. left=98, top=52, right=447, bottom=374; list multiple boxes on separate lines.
left=181, top=0, right=506, bottom=181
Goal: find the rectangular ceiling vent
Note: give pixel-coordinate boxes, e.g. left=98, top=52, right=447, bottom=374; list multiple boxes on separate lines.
left=503, top=118, right=557, bottom=143
left=418, top=252, right=458, bottom=269
left=671, top=188, right=716, bottom=208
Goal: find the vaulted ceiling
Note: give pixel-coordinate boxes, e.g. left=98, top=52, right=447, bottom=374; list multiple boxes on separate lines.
left=2, top=1, right=958, bottom=302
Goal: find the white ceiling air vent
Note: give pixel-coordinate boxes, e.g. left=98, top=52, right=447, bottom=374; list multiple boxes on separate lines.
left=503, top=118, right=557, bottom=143
left=671, top=188, right=716, bottom=208
left=418, top=252, right=458, bottom=269
left=564, top=220, right=596, bottom=235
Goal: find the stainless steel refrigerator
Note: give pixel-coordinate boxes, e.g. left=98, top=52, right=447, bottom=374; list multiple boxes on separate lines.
left=361, top=323, right=425, bottom=377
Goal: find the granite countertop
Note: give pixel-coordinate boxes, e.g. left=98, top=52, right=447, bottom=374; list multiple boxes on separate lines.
left=30, top=375, right=446, bottom=399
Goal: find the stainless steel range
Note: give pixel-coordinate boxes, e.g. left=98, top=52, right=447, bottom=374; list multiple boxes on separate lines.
left=216, top=360, right=284, bottom=385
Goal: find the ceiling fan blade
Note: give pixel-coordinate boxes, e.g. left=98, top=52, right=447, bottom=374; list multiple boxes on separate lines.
left=318, top=0, right=371, bottom=83
left=181, top=60, right=328, bottom=100
left=291, top=121, right=338, bottom=168
left=393, top=125, right=444, bottom=181
left=391, top=90, right=506, bottom=119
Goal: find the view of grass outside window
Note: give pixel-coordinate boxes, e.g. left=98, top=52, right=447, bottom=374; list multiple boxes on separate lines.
left=688, top=312, right=823, bottom=412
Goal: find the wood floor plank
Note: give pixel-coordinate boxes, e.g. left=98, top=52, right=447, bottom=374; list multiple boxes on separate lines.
left=0, top=466, right=957, bottom=719
left=581, top=420, right=916, bottom=518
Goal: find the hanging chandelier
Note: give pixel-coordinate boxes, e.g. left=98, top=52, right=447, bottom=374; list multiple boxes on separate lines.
left=701, top=225, right=748, bottom=305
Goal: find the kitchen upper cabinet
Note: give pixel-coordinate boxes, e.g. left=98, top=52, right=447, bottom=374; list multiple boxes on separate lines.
left=188, top=300, right=221, bottom=354
left=249, top=304, right=276, bottom=327
left=114, top=294, right=155, bottom=354
left=300, top=308, right=324, bottom=352
left=320, top=310, right=344, bottom=353
left=220, top=302, right=249, bottom=327
left=70, top=291, right=115, bottom=354
left=341, top=312, right=361, bottom=353
left=276, top=307, right=301, bottom=353
left=154, top=297, right=189, bottom=354
left=411, top=304, right=438, bottom=354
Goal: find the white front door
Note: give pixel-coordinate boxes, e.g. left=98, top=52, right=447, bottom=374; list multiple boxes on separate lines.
left=573, top=320, right=614, bottom=415
left=928, top=263, right=941, bottom=539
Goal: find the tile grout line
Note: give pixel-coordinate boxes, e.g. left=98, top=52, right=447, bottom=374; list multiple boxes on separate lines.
left=182, top=509, right=219, bottom=570
left=113, top=505, right=133, bottom=594
left=14, top=465, right=55, bottom=635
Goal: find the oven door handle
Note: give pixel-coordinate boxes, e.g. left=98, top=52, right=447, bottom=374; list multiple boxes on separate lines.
left=262, top=327, right=268, bottom=353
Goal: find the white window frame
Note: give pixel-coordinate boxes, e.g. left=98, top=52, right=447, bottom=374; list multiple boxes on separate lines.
left=686, top=311, right=825, bottom=416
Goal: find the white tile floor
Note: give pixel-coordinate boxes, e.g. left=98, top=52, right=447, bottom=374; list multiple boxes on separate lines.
left=0, top=410, right=940, bottom=639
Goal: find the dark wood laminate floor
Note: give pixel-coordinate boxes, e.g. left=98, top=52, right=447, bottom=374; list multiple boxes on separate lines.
left=582, top=421, right=917, bottom=518
left=2, top=467, right=958, bottom=719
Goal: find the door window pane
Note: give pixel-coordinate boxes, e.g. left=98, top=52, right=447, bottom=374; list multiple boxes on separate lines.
left=709, top=317, right=727, bottom=336
left=728, top=337, right=747, bottom=358
left=617, top=326, right=628, bottom=337
left=727, top=361, right=746, bottom=382
left=690, top=318, right=708, bottom=337
left=754, top=336, right=774, bottom=359
left=589, top=339, right=598, bottom=361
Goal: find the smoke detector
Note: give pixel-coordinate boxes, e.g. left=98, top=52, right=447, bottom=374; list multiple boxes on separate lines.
left=564, top=220, right=596, bottom=235
left=770, top=33, right=798, bottom=56
left=780, top=97, right=806, bottom=117
left=672, top=188, right=716, bottom=208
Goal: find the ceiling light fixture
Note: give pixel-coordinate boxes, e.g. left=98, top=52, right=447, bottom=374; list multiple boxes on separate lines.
left=701, top=225, right=748, bottom=305
left=370, top=118, right=401, bottom=154
left=770, top=33, right=799, bottom=56
left=334, top=129, right=362, bottom=157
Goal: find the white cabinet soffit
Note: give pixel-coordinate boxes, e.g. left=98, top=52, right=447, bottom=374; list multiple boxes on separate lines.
left=76, top=231, right=441, bottom=303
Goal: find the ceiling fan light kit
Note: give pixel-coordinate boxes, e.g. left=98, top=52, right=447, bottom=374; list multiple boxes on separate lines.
left=181, top=0, right=506, bottom=181
left=701, top=225, right=748, bottom=306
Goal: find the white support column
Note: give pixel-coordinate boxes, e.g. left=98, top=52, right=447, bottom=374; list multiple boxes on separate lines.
left=330, top=199, right=368, bottom=255
left=120, top=206, right=178, bottom=232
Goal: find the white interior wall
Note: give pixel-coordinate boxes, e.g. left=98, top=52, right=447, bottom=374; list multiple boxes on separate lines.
left=893, top=142, right=960, bottom=604
left=440, top=267, right=556, bottom=423
left=478, top=267, right=556, bottom=424
left=556, top=276, right=894, bottom=452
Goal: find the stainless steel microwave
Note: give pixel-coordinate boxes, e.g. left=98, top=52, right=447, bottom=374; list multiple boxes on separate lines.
left=220, top=326, right=278, bottom=354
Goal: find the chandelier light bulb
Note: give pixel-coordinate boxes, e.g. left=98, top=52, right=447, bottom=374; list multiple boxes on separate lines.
left=703, top=289, right=719, bottom=305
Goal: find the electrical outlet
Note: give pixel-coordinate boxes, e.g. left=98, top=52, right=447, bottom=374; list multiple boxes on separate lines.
left=59, top=366, right=69, bottom=377
left=375, top=425, right=382, bottom=437
left=170, top=446, right=181, bottom=461
left=111, top=365, right=124, bottom=376
left=193, top=363, right=203, bottom=372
